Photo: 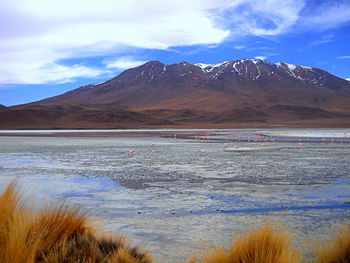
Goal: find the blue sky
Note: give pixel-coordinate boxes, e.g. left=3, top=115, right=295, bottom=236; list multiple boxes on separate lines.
left=1, top=0, right=349, bottom=106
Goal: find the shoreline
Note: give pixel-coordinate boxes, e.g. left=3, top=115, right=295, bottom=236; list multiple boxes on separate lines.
left=1, top=127, right=350, bottom=139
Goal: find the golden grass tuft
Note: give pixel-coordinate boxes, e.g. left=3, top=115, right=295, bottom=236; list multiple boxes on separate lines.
left=316, top=224, right=350, bottom=263
left=0, top=181, right=153, bottom=263
left=195, top=224, right=301, bottom=263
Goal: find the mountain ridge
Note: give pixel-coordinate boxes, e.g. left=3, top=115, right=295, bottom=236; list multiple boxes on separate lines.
left=33, top=59, right=350, bottom=111
left=1, top=59, right=350, bottom=129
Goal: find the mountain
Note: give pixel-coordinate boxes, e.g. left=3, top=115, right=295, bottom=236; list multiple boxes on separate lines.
left=2, top=59, right=350, bottom=129
left=32, top=59, right=350, bottom=111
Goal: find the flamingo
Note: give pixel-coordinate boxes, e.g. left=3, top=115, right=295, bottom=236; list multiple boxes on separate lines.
left=199, top=149, right=206, bottom=153
left=128, top=149, right=135, bottom=155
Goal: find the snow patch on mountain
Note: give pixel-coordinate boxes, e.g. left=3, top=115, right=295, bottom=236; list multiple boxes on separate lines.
left=80, top=80, right=108, bottom=90
left=301, top=65, right=312, bottom=70
left=92, top=80, right=108, bottom=86
left=195, top=61, right=229, bottom=72
left=275, top=62, right=312, bottom=71
left=285, top=63, right=297, bottom=71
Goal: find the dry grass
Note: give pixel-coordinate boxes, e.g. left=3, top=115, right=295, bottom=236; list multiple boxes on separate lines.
left=0, top=181, right=152, bottom=263
left=316, top=225, right=350, bottom=263
left=193, top=224, right=301, bottom=263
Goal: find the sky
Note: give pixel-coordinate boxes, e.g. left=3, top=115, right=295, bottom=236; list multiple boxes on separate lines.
left=0, top=0, right=350, bottom=106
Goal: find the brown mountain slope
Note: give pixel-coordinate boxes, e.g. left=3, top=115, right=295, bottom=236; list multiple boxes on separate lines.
left=0, top=105, right=164, bottom=129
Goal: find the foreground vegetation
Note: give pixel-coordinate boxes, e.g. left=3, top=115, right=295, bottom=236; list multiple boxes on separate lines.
left=0, top=182, right=349, bottom=263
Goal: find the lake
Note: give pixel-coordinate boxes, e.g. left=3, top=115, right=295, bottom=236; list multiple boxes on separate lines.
left=0, top=128, right=350, bottom=261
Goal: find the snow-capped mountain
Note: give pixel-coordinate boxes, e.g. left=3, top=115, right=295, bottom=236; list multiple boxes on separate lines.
left=75, top=59, right=347, bottom=91
left=2, top=59, right=350, bottom=129
left=36, top=59, right=349, bottom=109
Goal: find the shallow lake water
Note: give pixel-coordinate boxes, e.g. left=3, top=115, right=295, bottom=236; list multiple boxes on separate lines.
left=0, top=129, right=350, bottom=261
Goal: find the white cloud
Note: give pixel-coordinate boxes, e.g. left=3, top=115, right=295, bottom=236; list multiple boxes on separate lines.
left=337, top=56, right=350, bottom=59
left=1, top=0, right=349, bottom=85
left=214, top=0, right=305, bottom=37
left=0, top=0, right=231, bottom=84
left=255, top=56, right=267, bottom=60
left=301, top=1, right=350, bottom=30
left=308, top=34, right=334, bottom=48
left=103, top=57, right=147, bottom=70
left=0, top=62, right=106, bottom=85
left=233, top=45, right=246, bottom=50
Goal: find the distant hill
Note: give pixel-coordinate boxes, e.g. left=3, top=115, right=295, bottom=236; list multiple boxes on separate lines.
left=1, top=59, right=350, bottom=129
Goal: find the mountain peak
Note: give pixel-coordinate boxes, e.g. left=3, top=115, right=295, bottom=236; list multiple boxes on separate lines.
left=175, top=61, right=191, bottom=65
left=195, top=61, right=230, bottom=71
left=275, top=61, right=312, bottom=71
left=143, top=60, right=165, bottom=66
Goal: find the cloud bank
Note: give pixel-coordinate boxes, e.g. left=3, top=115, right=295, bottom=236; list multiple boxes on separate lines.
left=1, top=0, right=349, bottom=84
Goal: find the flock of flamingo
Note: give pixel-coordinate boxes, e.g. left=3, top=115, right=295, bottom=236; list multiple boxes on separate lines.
left=126, top=131, right=349, bottom=156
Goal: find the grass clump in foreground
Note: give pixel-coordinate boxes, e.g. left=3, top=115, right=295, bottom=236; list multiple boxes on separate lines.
left=0, top=182, right=152, bottom=263
left=191, top=224, right=301, bottom=263
left=316, top=225, right=350, bottom=263
left=1, top=182, right=350, bottom=263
